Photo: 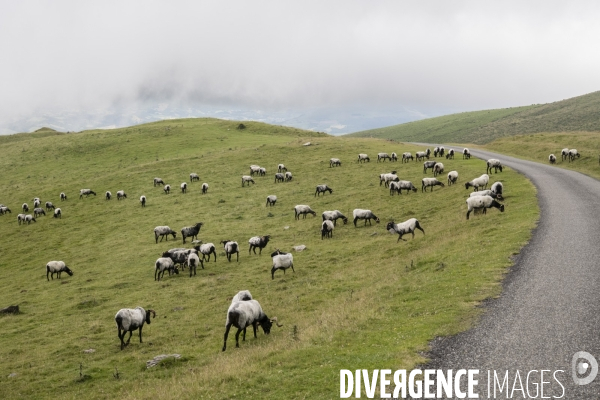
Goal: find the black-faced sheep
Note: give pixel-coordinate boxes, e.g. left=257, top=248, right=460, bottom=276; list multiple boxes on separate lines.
left=357, top=153, right=370, bottom=163
left=24, top=214, right=36, bottom=224
left=115, top=307, right=156, bottom=350
left=463, top=148, right=471, bottom=159
left=353, top=209, right=380, bottom=227
left=561, top=148, right=569, bottom=161
left=315, top=184, right=333, bottom=196
left=140, top=195, right=146, bottom=207
left=390, top=180, right=418, bottom=195
left=46, top=261, right=73, bottom=281
left=433, top=162, right=444, bottom=177
left=0, top=206, right=11, bottom=215
left=445, top=149, right=455, bottom=159
left=402, top=152, right=413, bottom=163
left=105, top=191, right=112, bottom=200
left=321, top=220, right=334, bottom=239
left=549, top=154, right=556, bottom=164
left=154, top=226, right=176, bottom=243
left=180, top=183, right=187, bottom=193
left=186, top=253, right=203, bottom=277
left=568, top=149, right=580, bottom=162
left=250, top=165, right=261, bottom=176
left=33, top=199, right=41, bottom=208
left=266, top=195, right=277, bottom=206
left=415, top=151, right=428, bottom=161
left=17, top=214, right=25, bottom=225
left=33, top=208, right=46, bottom=218
left=469, top=189, right=503, bottom=201
left=377, top=153, right=391, bottom=162
left=201, top=183, right=209, bottom=194
left=322, top=210, right=348, bottom=226
left=153, top=177, right=164, bottom=187
left=242, top=176, right=255, bottom=187
left=45, top=201, right=55, bottom=211
left=386, top=219, right=425, bottom=242
left=330, top=158, right=341, bottom=167
left=195, top=243, right=217, bottom=262
left=248, top=235, right=271, bottom=255
left=181, top=222, right=203, bottom=244
left=79, top=189, right=96, bottom=199
left=53, top=208, right=62, bottom=218
left=274, top=173, right=285, bottom=183
left=60, top=192, right=67, bottom=201
left=221, top=240, right=239, bottom=262
left=391, top=152, right=398, bottom=162
left=380, top=173, right=399, bottom=188
left=486, top=159, right=503, bottom=174
left=466, top=195, right=505, bottom=220
left=259, top=167, right=266, bottom=176
left=190, top=173, right=200, bottom=182
left=222, top=300, right=281, bottom=351
left=421, top=178, right=445, bottom=192
left=155, top=257, right=179, bottom=280
left=490, top=182, right=504, bottom=199
left=278, top=163, right=287, bottom=172
left=447, top=171, right=459, bottom=186
left=294, top=205, right=316, bottom=220
left=22, top=203, right=29, bottom=212
left=284, top=171, right=293, bottom=181
left=465, top=174, right=489, bottom=191
left=163, top=184, right=171, bottom=194
left=271, top=253, right=294, bottom=279
left=423, top=161, right=437, bottom=174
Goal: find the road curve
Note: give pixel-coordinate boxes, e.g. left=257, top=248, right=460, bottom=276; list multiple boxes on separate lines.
left=425, top=148, right=600, bottom=399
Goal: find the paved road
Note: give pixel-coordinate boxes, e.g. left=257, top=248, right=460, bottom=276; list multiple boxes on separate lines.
left=424, top=147, right=600, bottom=399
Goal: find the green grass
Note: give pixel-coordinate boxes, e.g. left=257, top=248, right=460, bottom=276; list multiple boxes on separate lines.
left=348, top=90, right=600, bottom=144
left=0, top=118, right=537, bottom=399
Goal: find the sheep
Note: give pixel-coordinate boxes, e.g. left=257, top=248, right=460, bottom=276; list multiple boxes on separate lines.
left=242, top=175, right=255, bottom=187
left=381, top=173, right=399, bottom=188
left=284, top=171, right=293, bottom=181
left=114, top=307, right=156, bottom=350
left=445, top=149, right=455, bottom=159
left=270, top=249, right=289, bottom=257
left=17, top=214, right=25, bottom=225
left=154, top=226, right=177, bottom=243
left=447, top=171, right=459, bottom=186
left=53, top=208, right=62, bottom=218
left=423, top=161, right=437, bottom=174
left=321, top=220, right=334, bottom=239
left=190, top=173, right=200, bottom=182
left=465, top=174, right=490, bottom=191
left=271, top=253, right=294, bottom=279
left=180, top=182, right=187, bottom=193
left=549, top=154, right=556, bottom=164
left=274, top=173, right=285, bottom=183
left=466, top=195, right=505, bottom=220
left=402, top=152, right=413, bottom=163
left=278, top=163, right=287, bottom=172
left=201, top=182, right=209, bottom=194
left=421, top=177, right=445, bottom=192
left=294, top=205, right=316, bottom=220
left=186, top=253, right=203, bottom=277
left=315, top=184, right=333, bottom=196
left=266, top=195, right=277, bottom=206
left=330, top=158, right=341, bottom=167
left=415, top=151, right=428, bottom=161
left=79, top=189, right=96, bottom=199
left=155, top=257, right=179, bottom=280
left=353, top=209, right=380, bottom=227
left=390, top=180, right=418, bottom=195
left=561, top=148, right=570, bottom=161
left=248, top=235, right=271, bottom=255
left=231, top=290, right=252, bottom=303
left=163, top=249, right=193, bottom=271
left=357, top=153, right=370, bottom=163
left=433, top=147, right=440, bottom=157
left=391, top=152, right=398, bottom=162
left=33, top=199, right=41, bottom=208
left=163, top=184, right=171, bottom=194
left=220, top=240, right=240, bottom=262
left=569, top=149, right=580, bottom=162
left=45, top=201, right=55, bottom=211
left=463, top=148, right=471, bottom=159
left=425, top=148, right=431, bottom=158
left=195, top=243, right=217, bottom=262
left=377, top=152, right=391, bottom=162
left=153, top=177, right=164, bottom=187
left=33, top=208, right=46, bottom=217
left=469, top=189, right=503, bottom=201
left=181, top=222, right=203, bottom=244
left=258, top=167, right=267, bottom=176
left=60, top=192, right=67, bottom=201
left=222, top=299, right=281, bottom=351
left=433, top=162, right=444, bottom=177
left=491, top=182, right=504, bottom=199
left=386, top=219, right=425, bottom=242
left=24, top=214, right=36, bottom=224
left=46, top=261, right=73, bottom=281
left=322, top=210, right=348, bottom=226
left=106, top=191, right=113, bottom=200
left=140, top=195, right=146, bottom=207
left=250, top=165, right=261, bottom=176
left=22, top=203, right=29, bottom=212
left=0, top=206, right=11, bottom=215
left=486, top=159, right=503, bottom=174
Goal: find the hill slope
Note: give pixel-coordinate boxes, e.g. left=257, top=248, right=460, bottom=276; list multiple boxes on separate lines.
left=349, top=90, right=600, bottom=144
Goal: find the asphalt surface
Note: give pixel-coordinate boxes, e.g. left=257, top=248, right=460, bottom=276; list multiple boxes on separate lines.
left=424, top=148, right=600, bottom=399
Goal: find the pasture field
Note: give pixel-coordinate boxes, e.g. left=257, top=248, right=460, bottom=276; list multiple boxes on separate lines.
left=483, top=131, right=600, bottom=181
left=0, top=119, right=537, bottom=399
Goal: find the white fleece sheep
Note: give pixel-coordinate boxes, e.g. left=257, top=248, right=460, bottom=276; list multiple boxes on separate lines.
left=154, top=226, right=176, bottom=243
left=140, top=195, right=146, bottom=207
left=222, top=299, right=281, bottom=351
left=294, top=205, right=316, bottom=220
left=415, top=151, right=428, bottom=161
left=421, top=177, right=445, bottom=192
left=45, top=201, right=55, bottom=210
left=445, top=149, right=455, bottom=159
left=284, top=171, right=293, bottom=181
left=60, top=192, right=67, bottom=201
left=568, top=149, right=580, bottom=162
left=33, top=208, right=46, bottom=217
left=153, top=177, right=164, bottom=187
left=322, top=210, right=348, bottom=225
left=377, top=152, right=391, bottom=162
left=105, top=191, right=112, bottom=200
left=248, top=235, right=271, bottom=255
left=231, top=290, right=253, bottom=304
left=321, top=220, right=334, bottom=239
left=315, top=184, right=333, bottom=196
left=195, top=243, right=217, bottom=262
left=163, top=184, right=171, bottom=194
left=154, top=257, right=178, bottom=280
left=79, top=189, right=96, bottom=199
left=274, top=173, right=285, bottom=183
left=466, top=195, right=505, bottom=220
left=380, top=173, right=399, bottom=187
left=221, top=240, right=239, bottom=262
left=180, top=183, right=187, bottom=193
left=46, top=261, right=73, bottom=281
left=390, top=180, right=418, bottom=195
left=447, top=171, right=459, bottom=186
left=278, top=163, right=287, bottom=172
left=201, top=183, right=209, bottom=194
left=271, top=253, right=294, bottom=279
left=250, top=165, right=261, bottom=176
left=242, top=175, right=255, bottom=187
left=330, top=158, right=341, bottom=167
left=561, top=148, right=569, bottom=161
left=463, top=148, right=471, bottom=159
left=357, top=153, right=370, bottom=163
left=53, top=208, right=62, bottom=218
left=391, top=152, right=398, bottom=161
left=386, top=219, right=425, bottom=242
left=486, top=159, right=503, bottom=174
left=266, top=195, right=277, bottom=207
left=187, top=253, right=203, bottom=277
left=465, top=174, right=489, bottom=191
left=402, top=152, right=413, bottom=162
left=190, top=173, right=200, bottom=182
left=433, top=162, right=445, bottom=177
left=353, top=209, right=380, bottom=226
left=114, top=307, right=156, bottom=350
left=116, top=190, right=127, bottom=200
left=549, top=154, right=556, bottom=164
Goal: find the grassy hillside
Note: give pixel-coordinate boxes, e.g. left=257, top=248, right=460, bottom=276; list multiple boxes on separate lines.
left=0, top=118, right=537, bottom=399
left=349, top=91, right=600, bottom=144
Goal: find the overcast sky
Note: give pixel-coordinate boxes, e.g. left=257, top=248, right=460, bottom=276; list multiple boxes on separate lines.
left=2, top=1, right=600, bottom=134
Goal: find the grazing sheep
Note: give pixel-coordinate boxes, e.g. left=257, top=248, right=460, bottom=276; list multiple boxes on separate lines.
left=155, top=257, right=179, bottom=280
left=390, top=180, right=418, bottom=195
left=266, top=195, right=277, bottom=206
left=53, top=208, right=62, bottom=218
left=447, top=171, right=459, bottom=186
left=259, top=167, right=267, bottom=176
left=271, top=253, right=294, bottom=279
left=79, top=189, right=96, bottom=199
left=231, top=290, right=253, bottom=303
left=190, top=173, right=200, bottom=182
left=33, top=199, right=41, bottom=208
left=402, top=152, right=414, bottom=163
left=24, top=214, right=36, bottom=224
left=353, top=209, right=380, bottom=227
left=466, top=195, right=505, bottom=220
left=322, top=210, right=348, bottom=226
left=378, top=152, right=391, bottom=162
left=181, top=222, right=203, bottom=244
left=425, top=148, right=431, bottom=158
left=391, top=152, right=398, bottom=162
left=470, top=189, right=503, bottom=201
left=60, top=192, right=67, bottom=201
left=154, top=226, right=177, bottom=243
left=445, top=149, right=455, bottom=159
left=274, top=173, right=285, bottom=183
left=465, top=174, right=490, bottom=191
left=33, top=208, right=46, bottom=217
left=415, top=151, right=428, bottom=161
left=569, top=149, right=580, bottom=162
left=278, top=163, right=287, bottom=172
left=321, top=220, right=334, bottom=239
left=0, top=206, right=11, bottom=215
left=357, top=153, right=370, bottom=163
left=195, top=243, right=217, bottom=262
left=386, top=219, right=425, bottom=242
left=294, top=205, right=316, bottom=220
left=421, top=178, right=445, bottom=192
left=22, top=203, right=29, bottom=212
left=187, top=253, right=203, bottom=277
left=201, top=183, right=209, bottom=194
left=549, top=154, right=556, bottom=164
left=153, top=177, right=164, bottom=187
left=221, top=240, right=240, bottom=262
left=45, top=201, right=55, bottom=211
left=330, top=158, right=341, bottom=167
left=105, top=191, right=112, bottom=200
left=117, top=192, right=126, bottom=201
left=284, top=171, right=293, bottom=181
left=315, top=184, right=333, bottom=196
left=46, top=261, right=73, bottom=281
left=381, top=173, right=400, bottom=188
left=114, top=307, right=156, bottom=350
left=423, top=161, right=437, bottom=174
left=140, top=195, right=146, bottom=207
left=250, top=165, right=261, bottom=176
left=163, top=184, right=171, bottom=194
left=222, top=299, right=281, bottom=351
left=463, top=148, right=471, bottom=159
left=17, top=214, right=26, bottom=225
left=486, top=159, right=503, bottom=174
left=248, top=235, right=271, bottom=255
left=180, top=183, right=187, bottom=193
left=433, top=162, right=444, bottom=177
left=491, top=182, right=504, bottom=199
left=433, top=147, right=440, bottom=157
left=561, top=148, right=570, bottom=161
left=242, top=175, right=255, bottom=187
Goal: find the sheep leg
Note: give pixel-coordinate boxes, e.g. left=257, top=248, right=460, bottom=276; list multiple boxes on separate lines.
left=125, top=331, right=133, bottom=346
left=242, top=327, right=247, bottom=341
left=236, top=252, right=239, bottom=262
left=252, top=323, right=258, bottom=338
left=222, top=323, right=233, bottom=351
left=200, top=260, right=204, bottom=269
left=235, top=328, right=243, bottom=348
left=138, top=327, right=144, bottom=343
